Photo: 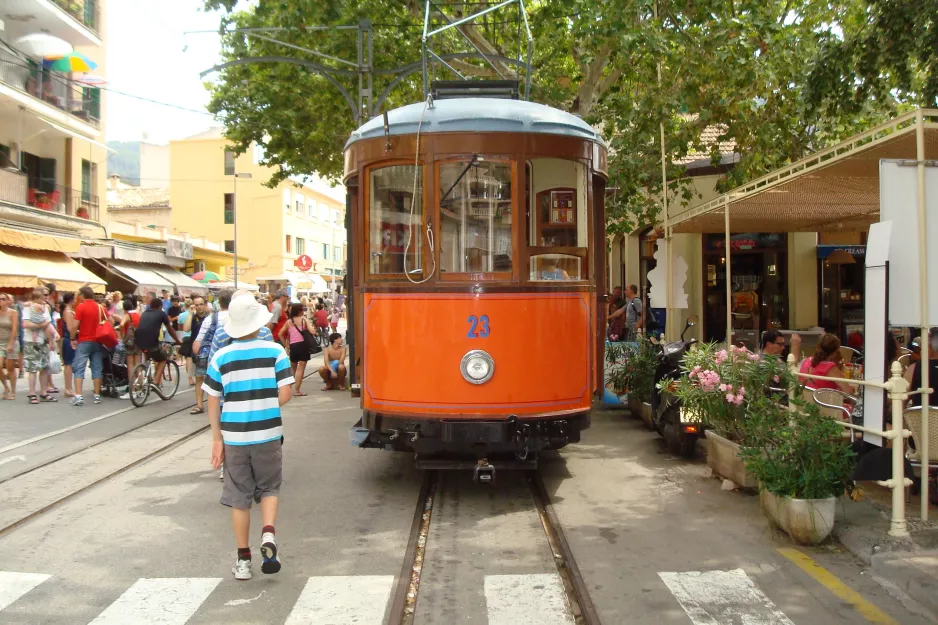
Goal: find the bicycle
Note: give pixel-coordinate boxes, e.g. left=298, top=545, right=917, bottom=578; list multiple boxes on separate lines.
left=129, top=345, right=181, bottom=407
left=317, top=324, right=331, bottom=347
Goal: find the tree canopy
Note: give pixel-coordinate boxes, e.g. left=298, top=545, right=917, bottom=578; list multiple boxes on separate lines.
left=203, top=0, right=927, bottom=233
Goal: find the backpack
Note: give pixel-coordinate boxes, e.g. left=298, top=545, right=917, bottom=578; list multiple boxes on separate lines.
left=197, top=312, right=220, bottom=366
left=122, top=316, right=137, bottom=350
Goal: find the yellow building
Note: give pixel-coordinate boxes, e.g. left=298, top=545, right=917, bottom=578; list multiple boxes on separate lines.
left=169, top=129, right=347, bottom=295
left=0, top=0, right=111, bottom=292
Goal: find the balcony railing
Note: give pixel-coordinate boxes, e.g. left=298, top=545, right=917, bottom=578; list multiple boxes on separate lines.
left=0, top=56, right=101, bottom=128
left=51, top=0, right=100, bottom=34
left=0, top=169, right=100, bottom=223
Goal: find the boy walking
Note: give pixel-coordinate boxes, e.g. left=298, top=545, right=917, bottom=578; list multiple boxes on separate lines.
left=202, top=295, right=294, bottom=580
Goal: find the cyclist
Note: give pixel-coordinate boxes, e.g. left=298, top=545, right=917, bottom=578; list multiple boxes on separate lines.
left=313, top=303, right=329, bottom=344
left=135, top=297, right=182, bottom=386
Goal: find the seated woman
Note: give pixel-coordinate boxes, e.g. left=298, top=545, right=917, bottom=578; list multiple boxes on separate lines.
left=800, top=333, right=856, bottom=394
left=319, top=332, right=347, bottom=391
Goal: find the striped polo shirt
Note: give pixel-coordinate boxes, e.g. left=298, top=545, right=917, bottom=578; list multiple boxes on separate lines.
left=202, top=338, right=295, bottom=446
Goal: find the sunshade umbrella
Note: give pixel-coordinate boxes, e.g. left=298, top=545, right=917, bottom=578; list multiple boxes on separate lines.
left=191, top=270, right=221, bottom=283
left=73, top=74, right=108, bottom=87
left=43, top=52, right=98, bottom=73
left=15, top=34, right=73, bottom=58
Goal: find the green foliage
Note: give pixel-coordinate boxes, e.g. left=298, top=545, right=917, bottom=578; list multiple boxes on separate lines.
left=670, top=343, right=788, bottom=443
left=606, top=335, right=658, bottom=403
left=741, top=400, right=855, bottom=500
left=202, top=0, right=923, bottom=230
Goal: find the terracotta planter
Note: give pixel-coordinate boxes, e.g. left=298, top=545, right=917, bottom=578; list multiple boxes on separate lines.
left=760, top=490, right=835, bottom=545
left=705, top=430, right=758, bottom=488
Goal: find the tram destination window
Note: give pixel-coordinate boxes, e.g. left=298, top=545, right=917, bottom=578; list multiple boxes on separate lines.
left=527, top=158, right=589, bottom=281
left=439, top=158, right=513, bottom=275
left=369, top=164, right=423, bottom=276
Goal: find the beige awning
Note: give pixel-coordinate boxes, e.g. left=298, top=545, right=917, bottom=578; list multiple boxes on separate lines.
left=0, top=226, right=81, bottom=253
left=0, top=246, right=106, bottom=293
left=670, top=109, right=938, bottom=234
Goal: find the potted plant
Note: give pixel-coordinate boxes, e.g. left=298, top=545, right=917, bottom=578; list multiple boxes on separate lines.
left=606, top=335, right=657, bottom=426
left=76, top=207, right=90, bottom=219
left=741, top=397, right=854, bottom=544
left=671, top=343, right=787, bottom=487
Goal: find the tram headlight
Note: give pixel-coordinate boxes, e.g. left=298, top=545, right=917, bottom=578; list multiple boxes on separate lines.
left=461, top=350, right=494, bottom=384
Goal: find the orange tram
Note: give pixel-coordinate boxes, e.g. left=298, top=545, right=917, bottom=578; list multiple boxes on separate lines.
left=344, top=94, right=608, bottom=476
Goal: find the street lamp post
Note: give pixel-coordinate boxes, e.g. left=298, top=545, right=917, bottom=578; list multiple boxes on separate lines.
left=233, top=170, right=252, bottom=289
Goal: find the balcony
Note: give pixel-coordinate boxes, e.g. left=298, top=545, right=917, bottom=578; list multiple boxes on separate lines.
left=50, top=0, right=100, bottom=34
left=0, top=55, right=100, bottom=129
left=1, top=168, right=101, bottom=223
left=2, top=0, right=102, bottom=47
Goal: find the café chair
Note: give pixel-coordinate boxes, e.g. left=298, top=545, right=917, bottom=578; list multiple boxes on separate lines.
left=903, top=407, right=938, bottom=496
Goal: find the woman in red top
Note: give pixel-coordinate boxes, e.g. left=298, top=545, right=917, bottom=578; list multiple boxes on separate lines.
left=118, top=298, right=142, bottom=374
left=799, top=333, right=855, bottom=394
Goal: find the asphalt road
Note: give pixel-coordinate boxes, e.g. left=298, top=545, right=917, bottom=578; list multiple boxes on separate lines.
left=0, top=393, right=932, bottom=624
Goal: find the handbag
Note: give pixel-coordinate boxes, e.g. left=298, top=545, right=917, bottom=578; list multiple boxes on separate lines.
left=179, top=336, right=193, bottom=358
left=295, top=319, right=322, bottom=354
left=94, top=304, right=119, bottom=350
left=47, top=349, right=62, bottom=374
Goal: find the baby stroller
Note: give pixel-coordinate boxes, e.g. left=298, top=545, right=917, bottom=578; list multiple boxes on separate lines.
left=105, top=345, right=130, bottom=399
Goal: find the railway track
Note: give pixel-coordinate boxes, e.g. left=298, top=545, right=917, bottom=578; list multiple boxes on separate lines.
left=389, top=469, right=601, bottom=625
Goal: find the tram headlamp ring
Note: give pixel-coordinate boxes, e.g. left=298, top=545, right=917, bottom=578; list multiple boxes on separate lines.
left=460, top=350, right=494, bottom=385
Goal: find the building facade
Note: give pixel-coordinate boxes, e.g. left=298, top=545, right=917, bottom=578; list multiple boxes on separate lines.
left=169, top=129, right=347, bottom=296
left=0, top=0, right=111, bottom=293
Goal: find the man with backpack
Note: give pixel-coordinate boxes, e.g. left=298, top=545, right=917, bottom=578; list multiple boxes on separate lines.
left=608, top=284, right=645, bottom=341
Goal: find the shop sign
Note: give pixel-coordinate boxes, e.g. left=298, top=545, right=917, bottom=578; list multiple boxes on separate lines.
left=297, top=281, right=313, bottom=290
left=294, top=254, right=313, bottom=272
left=817, top=245, right=866, bottom=259
left=165, top=239, right=194, bottom=260
left=706, top=232, right=785, bottom=251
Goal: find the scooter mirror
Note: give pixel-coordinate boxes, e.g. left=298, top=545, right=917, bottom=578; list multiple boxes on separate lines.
left=686, top=314, right=699, bottom=327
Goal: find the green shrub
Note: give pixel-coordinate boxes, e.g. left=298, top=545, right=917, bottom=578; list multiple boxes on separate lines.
left=606, top=336, right=658, bottom=404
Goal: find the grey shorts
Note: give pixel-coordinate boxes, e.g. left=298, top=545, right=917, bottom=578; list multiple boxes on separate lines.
left=220, top=439, right=283, bottom=509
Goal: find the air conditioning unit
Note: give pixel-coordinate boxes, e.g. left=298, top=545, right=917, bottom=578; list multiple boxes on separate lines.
left=193, top=260, right=206, bottom=274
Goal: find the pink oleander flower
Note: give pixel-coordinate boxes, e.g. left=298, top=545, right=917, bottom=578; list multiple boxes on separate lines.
left=726, top=393, right=736, bottom=403
left=697, top=369, right=722, bottom=392
left=715, top=350, right=728, bottom=365
left=773, top=375, right=780, bottom=383
left=748, top=352, right=760, bottom=361
left=737, top=386, right=746, bottom=398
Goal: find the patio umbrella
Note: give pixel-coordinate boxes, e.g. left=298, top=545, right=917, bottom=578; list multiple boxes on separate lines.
left=74, top=74, right=108, bottom=87
left=43, top=52, right=98, bottom=73
left=191, top=270, right=221, bottom=283
left=15, top=34, right=73, bottom=58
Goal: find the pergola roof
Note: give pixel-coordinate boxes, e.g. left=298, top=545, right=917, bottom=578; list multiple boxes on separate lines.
left=670, top=109, right=938, bottom=234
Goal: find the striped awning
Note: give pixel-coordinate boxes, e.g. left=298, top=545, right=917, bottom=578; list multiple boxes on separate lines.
left=0, top=246, right=105, bottom=293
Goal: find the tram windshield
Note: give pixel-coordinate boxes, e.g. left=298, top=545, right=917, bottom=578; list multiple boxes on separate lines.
left=439, top=158, right=513, bottom=275
left=527, top=158, right=589, bottom=281
left=369, top=164, right=423, bottom=276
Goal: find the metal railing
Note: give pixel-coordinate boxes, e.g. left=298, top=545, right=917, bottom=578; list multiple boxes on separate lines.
left=0, top=56, right=101, bottom=128
left=51, top=0, right=100, bottom=34
left=787, top=355, right=914, bottom=537
left=0, top=172, right=100, bottom=222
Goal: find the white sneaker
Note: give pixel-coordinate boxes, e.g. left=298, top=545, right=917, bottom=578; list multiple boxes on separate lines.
left=93, top=394, right=102, bottom=404
left=232, top=558, right=252, bottom=581
left=119, top=393, right=130, bottom=400
left=260, top=532, right=280, bottom=574
left=71, top=395, right=84, bottom=407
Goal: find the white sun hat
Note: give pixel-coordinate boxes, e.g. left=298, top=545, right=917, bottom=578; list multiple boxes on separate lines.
left=224, top=293, right=270, bottom=339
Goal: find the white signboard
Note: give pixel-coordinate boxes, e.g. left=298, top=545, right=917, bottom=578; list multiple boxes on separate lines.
left=861, top=221, right=893, bottom=447
left=879, top=160, right=938, bottom=326
left=647, top=240, right=689, bottom=309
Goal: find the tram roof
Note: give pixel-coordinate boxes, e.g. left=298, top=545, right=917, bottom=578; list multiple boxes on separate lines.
left=344, top=98, right=606, bottom=150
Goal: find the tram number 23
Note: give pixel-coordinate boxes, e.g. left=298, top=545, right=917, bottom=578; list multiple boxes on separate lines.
left=467, top=315, right=491, bottom=338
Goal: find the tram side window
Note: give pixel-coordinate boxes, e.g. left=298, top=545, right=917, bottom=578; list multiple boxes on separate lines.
left=527, top=158, right=588, bottom=281
left=439, top=159, right=513, bottom=275
left=369, top=165, right=423, bottom=276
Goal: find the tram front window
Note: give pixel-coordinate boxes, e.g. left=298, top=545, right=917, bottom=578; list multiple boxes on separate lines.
left=527, top=158, right=589, bottom=281
left=369, top=164, right=423, bottom=276
left=439, top=158, right=513, bottom=275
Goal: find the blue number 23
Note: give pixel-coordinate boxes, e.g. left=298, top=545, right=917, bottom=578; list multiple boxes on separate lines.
left=467, top=315, right=491, bottom=338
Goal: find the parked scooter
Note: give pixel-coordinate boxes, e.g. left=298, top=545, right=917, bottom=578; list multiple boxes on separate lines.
left=650, top=315, right=702, bottom=457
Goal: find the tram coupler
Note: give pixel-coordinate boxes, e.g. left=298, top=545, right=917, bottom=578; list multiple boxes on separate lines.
left=473, top=458, right=495, bottom=484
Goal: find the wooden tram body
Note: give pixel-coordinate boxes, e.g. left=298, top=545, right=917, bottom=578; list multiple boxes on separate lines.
left=343, top=97, right=607, bottom=465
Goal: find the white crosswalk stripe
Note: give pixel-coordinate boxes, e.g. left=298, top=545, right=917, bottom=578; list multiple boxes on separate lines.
left=484, top=573, right=575, bottom=625
left=87, top=577, right=222, bottom=625
left=284, top=575, right=394, bottom=625
left=0, top=569, right=798, bottom=624
left=0, top=571, right=50, bottom=612
left=658, top=569, right=796, bottom=625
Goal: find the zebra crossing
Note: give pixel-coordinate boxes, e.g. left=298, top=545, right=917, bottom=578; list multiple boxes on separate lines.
left=0, top=568, right=797, bottom=624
